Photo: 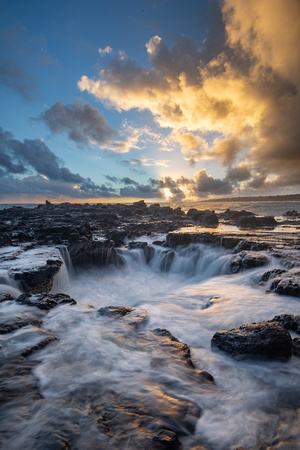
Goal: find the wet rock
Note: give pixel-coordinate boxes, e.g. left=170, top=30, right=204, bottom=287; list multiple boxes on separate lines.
left=98, top=306, right=148, bottom=328
left=270, top=314, right=300, bottom=333
left=218, top=209, right=255, bottom=222
left=237, top=215, right=278, bottom=229
left=15, top=293, right=77, bottom=311
left=272, top=276, right=300, bottom=297
left=197, top=212, right=219, bottom=228
left=0, top=293, right=13, bottom=302
left=211, top=322, right=292, bottom=359
left=152, top=328, right=195, bottom=368
left=0, top=314, right=43, bottom=334
left=0, top=327, right=59, bottom=358
left=292, top=338, right=300, bottom=356
left=152, top=429, right=181, bottom=449
left=167, top=233, right=193, bottom=247
left=68, top=240, right=122, bottom=268
left=12, top=259, right=62, bottom=293
left=229, top=251, right=269, bottom=273
left=260, top=268, right=287, bottom=283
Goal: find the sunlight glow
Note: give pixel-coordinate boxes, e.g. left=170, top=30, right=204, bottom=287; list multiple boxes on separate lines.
left=164, top=188, right=173, bottom=201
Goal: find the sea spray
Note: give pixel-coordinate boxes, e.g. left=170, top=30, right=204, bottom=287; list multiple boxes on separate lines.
left=1, top=241, right=300, bottom=449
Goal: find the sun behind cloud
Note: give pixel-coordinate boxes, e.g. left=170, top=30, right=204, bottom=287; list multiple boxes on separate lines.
left=164, top=188, right=173, bottom=201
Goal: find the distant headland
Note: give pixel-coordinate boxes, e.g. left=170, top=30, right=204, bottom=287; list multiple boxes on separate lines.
left=199, top=193, right=300, bottom=203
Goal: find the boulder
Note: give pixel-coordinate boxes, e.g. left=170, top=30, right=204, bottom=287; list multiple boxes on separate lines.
left=197, top=212, right=219, bottom=228
left=270, top=314, right=300, bottom=333
left=237, top=215, right=278, bottom=228
left=211, top=322, right=292, bottom=358
left=98, top=306, right=148, bottom=329
left=12, top=259, right=62, bottom=293
left=229, top=251, right=269, bottom=273
left=15, top=293, right=77, bottom=311
left=68, top=240, right=122, bottom=268
left=292, top=338, right=300, bottom=356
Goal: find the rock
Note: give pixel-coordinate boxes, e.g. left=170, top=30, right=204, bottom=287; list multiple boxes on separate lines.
left=0, top=327, right=58, bottom=358
left=229, top=251, right=269, bottom=273
left=12, top=259, right=62, bottom=293
left=260, top=268, right=287, bottom=283
left=197, top=212, right=219, bottom=228
left=219, top=209, right=255, bottom=222
left=0, top=293, right=13, bottom=302
left=270, top=314, right=300, bottom=333
left=152, top=429, right=181, bottom=449
left=68, top=240, right=122, bottom=268
left=166, top=233, right=193, bottom=247
left=98, top=306, right=148, bottom=328
left=0, top=314, right=43, bottom=334
left=211, top=322, right=292, bottom=359
left=292, top=338, right=300, bottom=356
left=15, top=293, right=77, bottom=311
left=237, top=215, right=278, bottom=229
left=273, top=277, right=300, bottom=297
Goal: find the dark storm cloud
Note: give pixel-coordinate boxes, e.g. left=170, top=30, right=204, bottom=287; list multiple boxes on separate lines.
left=226, top=164, right=251, bottom=182
left=121, top=177, right=138, bottom=185
left=119, top=183, right=162, bottom=198
left=0, top=57, right=38, bottom=100
left=105, top=175, right=119, bottom=183
left=0, top=127, right=118, bottom=198
left=35, top=99, right=117, bottom=147
left=194, top=169, right=233, bottom=195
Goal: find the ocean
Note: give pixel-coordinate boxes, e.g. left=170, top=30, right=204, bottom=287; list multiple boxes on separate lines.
left=0, top=200, right=300, bottom=448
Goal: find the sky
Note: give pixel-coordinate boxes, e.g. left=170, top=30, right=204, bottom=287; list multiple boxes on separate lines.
left=0, top=0, right=300, bottom=203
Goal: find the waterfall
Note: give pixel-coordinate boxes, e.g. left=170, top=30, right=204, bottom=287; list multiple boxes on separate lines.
left=51, top=246, right=74, bottom=293
left=0, top=271, right=22, bottom=298
left=117, top=243, right=232, bottom=281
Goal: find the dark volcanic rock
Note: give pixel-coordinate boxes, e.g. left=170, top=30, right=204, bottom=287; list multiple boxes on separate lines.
left=211, top=322, right=292, bottom=359
left=0, top=314, right=43, bottom=334
left=0, top=328, right=59, bottom=358
left=98, top=305, right=148, bottom=328
left=260, top=268, right=287, bottom=283
left=273, top=276, right=300, bottom=297
left=167, top=233, right=193, bottom=247
left=0, top=293, right=14, bottom=303
left=68, top=240, right=122, bottom=268
left=237, top=215, right=278, bottom=229
left=198, top=212, right=219, bottom=228
left=270, top=314, right=300, bottom=333
left=229, top=251, right=269, bottom=273
left=15, top=293, right=76, bottom=311
left=292, top=338, right=300, bottom=356
left=12, top=259, right=62, bottom=293
left=260, top=268, right=300, bottom=297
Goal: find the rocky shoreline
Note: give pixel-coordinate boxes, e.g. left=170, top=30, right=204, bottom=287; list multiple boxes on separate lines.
left=1, top=201, right=300, bottom=449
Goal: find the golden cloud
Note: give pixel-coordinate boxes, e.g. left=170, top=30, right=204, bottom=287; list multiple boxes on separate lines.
left=78, top=0, right=300, bottom=191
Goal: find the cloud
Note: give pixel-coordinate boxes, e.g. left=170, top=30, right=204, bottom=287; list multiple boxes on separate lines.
left=194, top=169, right=233, bottom=196
left=78, top=0, right=300, bottom=193
left=35, top=99, right=117, bottom=148
left=119, top=183, right=162, bottom=199
left=99, top=46, right=113, bottom=56
left=226, top=164, right=252, bottom=182
left=0, top=57, right=38, bottom=100
left=0, top=127, right=118, bottom=199
left=121, top=177, right=138, bottom=186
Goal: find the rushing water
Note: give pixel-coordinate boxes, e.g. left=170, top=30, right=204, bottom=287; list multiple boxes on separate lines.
left=0, top=241, right=298, bottom=449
